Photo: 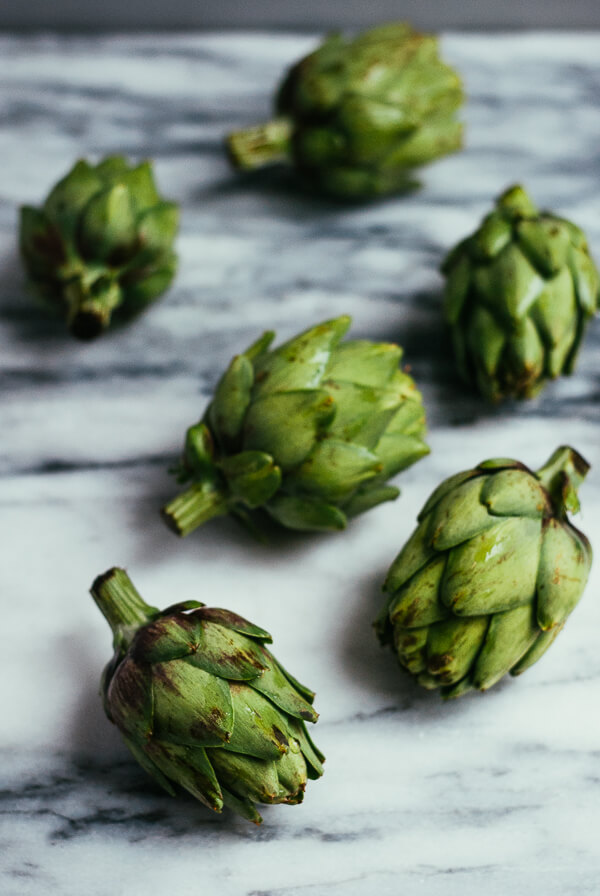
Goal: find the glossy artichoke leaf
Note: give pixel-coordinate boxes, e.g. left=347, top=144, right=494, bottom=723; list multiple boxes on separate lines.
left=130, top=614, right=199, bottom=664
left=417, top=470, right=480, bottom=522
left=569, top=245, right=600, bottom=315
left=225, top=683, right=293, bottom=761
left=443, top=251, right=471, bottom=324
left=242, top=389, right=335, bottom=471
left=516, top=216, right=571, bottom=276
left=472, top=603, right=539, bottom=690
left=242, top=329, right=276, bottom=362
left=148, top=741, right=223, bottom=811
left=510, top=623, right=564, bottom=675
left=208, top=749, right=283, bottom=803
left=324, top=339, right=402, bottom=388
left=95, top=155, right=130, bottom=181
left=343, top=483, right=399, bottom=518
left=182, top=422, right=215, bottom=479
left=426, top=476, right=495, bottom=550
left=219, top=451, right=281, bottom=508
left=547, top=319, right=578, bottom=379
left=78, top=184, right=137, bottom=262
left=265, top=493, right=347, bottom=531
left=425, top=615, right=489, bottom=685
left=197, top=607, right=272, bottom=642
left=442, top=516, right=542, bottom=615
left=188, top=621, right=267, bottom=680
left=318, top=381, right=398, bottom=448
left=337, top=95, right=417, bottom=163
left=107, top=657, right=154, bottom=740
left=380, top=113, right=462, bottom=168
left=536, top=519, right=592, bottom=630
left=384, top=519, right=436, bottom=593
left=480, top=468, right=550, bottom=519
left=286, top=438, right=380, bottom=502
left=472, top=244, right=545, bottom=326
left=287, top=718, right=325, bottom=779
left=151, top=660, right=233, bottom=747
left=207, top=353, right=254, bottom=447
left=252, top=316, right=351, bottom=396
left=251, top=657, right=318, bottom=722
left=388, top=555, right=449, bottom=629
left=386, top=395, right=427, bottom=435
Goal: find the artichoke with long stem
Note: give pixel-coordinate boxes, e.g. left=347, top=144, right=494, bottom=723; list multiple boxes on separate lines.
left=90, top=568, right=324, bottom=823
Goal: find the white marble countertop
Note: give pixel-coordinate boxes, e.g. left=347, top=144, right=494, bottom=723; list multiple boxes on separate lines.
left=2, top=31, right=600, bottom=896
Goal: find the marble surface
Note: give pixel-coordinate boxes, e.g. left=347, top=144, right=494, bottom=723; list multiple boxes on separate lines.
left=2, top=31, right=600, bottom=896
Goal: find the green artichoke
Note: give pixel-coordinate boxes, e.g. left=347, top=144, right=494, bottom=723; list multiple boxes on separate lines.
left=90, top=567, right=324, bottom=823
left=162, top=315, right=429, bottom=537
left=443, top=184, right=599, bottom=401
left=20, top=156, right=179, bottom=339
left=227, top=22, right=463, bottom=200
left=375, top=446, right=592, bottom=698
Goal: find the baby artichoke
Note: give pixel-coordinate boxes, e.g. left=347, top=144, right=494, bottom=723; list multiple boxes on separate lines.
left=20, top=156, right=179, bottom=339
left=163, top=315, right=429, bottom=537
left=375, top=446, right=592, bottom=697
left=91, top=568, right=324, bottom=823
left=443, top=184, right=599, bottom=401
left=227, top=22, right=464, bottom=200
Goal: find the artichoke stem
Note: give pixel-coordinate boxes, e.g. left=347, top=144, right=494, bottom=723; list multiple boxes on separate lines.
left=227, top=117, right=294, bottom=171
left=536, top=445, right=590, bottom=515
left=90, top=567, right=158, bottom=647
left=64, top=276, right=122, bottom=340
left=162, top=481, right=230, bottom=537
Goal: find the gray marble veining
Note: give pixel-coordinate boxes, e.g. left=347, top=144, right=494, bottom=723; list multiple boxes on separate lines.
left=2, top=32, right=600, bottom=896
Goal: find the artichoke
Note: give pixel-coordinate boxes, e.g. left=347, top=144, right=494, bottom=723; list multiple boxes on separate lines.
left=162, top=315, right=429, bottom=537
left=375, top=446, right=592, bottom=698
left=90, top=567, right=324, bottom=823
left=227, top=22, right=464, bottom=200
left=443, top=184, right=599, bottom=401
left=20, top=156, right=179, bottom=339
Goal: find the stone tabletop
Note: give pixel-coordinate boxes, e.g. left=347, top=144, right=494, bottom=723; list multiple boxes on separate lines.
left=2, top=31, right=600, bottom=896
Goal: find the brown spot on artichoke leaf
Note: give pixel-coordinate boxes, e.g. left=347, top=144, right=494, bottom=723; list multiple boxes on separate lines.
left=190, top=707, right=231, bottom=742
left=272, top=726, right=289, bottom=749
left=151, top=663, right=182, bottom=695
left=427, top=653, right=453, bottom=673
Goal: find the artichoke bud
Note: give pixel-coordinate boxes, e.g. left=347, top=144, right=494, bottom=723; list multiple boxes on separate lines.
left=163, top=316, right=429, bottom=538
left=20, top=156, right=179, bottom=339
left=226, top=22, right=464, bottom=200
left=90, top=568, right=324, bottom=823
left=376, top=446, right=593, bottom=697
left=443, top=184, right=600, bottom=401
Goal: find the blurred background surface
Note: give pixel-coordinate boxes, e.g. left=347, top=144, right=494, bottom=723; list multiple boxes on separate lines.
left=1, top=0, right=600, bottom=31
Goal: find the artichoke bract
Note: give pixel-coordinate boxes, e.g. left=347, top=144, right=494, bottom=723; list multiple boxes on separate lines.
left=20, top=156, right=179, bottom=339
left=375, top=447, right=592, bottom=698
left=227, top=23, right=464, bottom=200
left=91, top=568, right=324, bottom=823
left=443, top=185, right=599, bottom=401
left=162, top=316, right=429, bottom=537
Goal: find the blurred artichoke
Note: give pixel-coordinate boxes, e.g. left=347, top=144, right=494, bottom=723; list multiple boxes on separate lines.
left=20, top=156, right=179, bottom=339
left=443, top=184, right=599, bottom=401
left=375, top=446, right=592, bottom=697
left=163, top=315, right=429, bottom=537
left=91, top=567, right=324, bottom=823
left=227, top=22, right=463, bottom=199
